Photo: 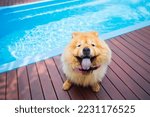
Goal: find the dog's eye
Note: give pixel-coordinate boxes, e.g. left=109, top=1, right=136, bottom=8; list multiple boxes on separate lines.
left=91, top=44, right=95, bottom=47
left=77, top=44, right=81, bottom=47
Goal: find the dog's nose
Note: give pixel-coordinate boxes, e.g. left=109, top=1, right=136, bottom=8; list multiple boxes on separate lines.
left=83, top=47, right=90, bottom=56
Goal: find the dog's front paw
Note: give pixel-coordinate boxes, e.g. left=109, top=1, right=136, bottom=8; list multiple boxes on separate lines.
left=91, top=83, right=100, bottom=92
left=63, top=80, right=72, bottom=91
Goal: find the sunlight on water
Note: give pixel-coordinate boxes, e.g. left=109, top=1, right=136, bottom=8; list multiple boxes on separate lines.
left=0, top=0, right=150, bottom=65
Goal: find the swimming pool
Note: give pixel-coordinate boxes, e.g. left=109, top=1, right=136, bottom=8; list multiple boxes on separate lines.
left=0, top=0, right=150, bottom=73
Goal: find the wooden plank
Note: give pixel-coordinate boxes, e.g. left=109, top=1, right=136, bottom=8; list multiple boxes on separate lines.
left=107, top=40, right=150, bottom=83
left=52, top=55, right=68, bottom=82
left=69, top=86, right=85, bottom=100
left=36, top=61, right=57, bottom=100
left=111, top=37, right=150, bottom=72
left=111, top=51, right=150, bottom=95
left=142, top=28, right=150, bottom=35
left=109, top=39, right=150, bottom=82
left=45, top=58, right=70, bottom=100
left=109, top=60, right=150, bottom=99
left=0, top=73, right=6, bottom=100
left=120, top=34, right=150, bottom=57
left=0, top=0, right=7, bottom=5
left=129, top=32, right=150, bottom=50
left=127, top=31, right=150, bottom=47
left=107, top=42, right=149, bottom=99
left=6, top=70, right=18, bottom=100
left=0, top=0, right=39, bottom=6
left=133, top=29, right=150, bottom=44
left=78, top=87, right=98, bottom=100
left=102, top=76, right=125, bottom=100
left=106, top=67, right=139, bottom=99
left=53, top=56, right=84, bottom=100
left=117, top=36, right=150, bottom=64
left=17, top=67, right=31, bottom=100
left=5, top=0, right=7, bottom=6
left=144, top=26, right=150, bottom=31
left=27, top=64, right=44, bottom=100
left=135, top=29, right=150, bottom=43
left=96, top=85, right=111, bottom=100
left=137, top=29, right=150, bottom=43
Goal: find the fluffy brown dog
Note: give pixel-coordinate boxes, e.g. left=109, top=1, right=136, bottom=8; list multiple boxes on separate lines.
left=61, top=32, right=111, bottom=92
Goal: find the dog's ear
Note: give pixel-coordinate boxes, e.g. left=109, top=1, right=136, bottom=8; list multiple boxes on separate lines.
left=90, top=31, right=98, bottom=37
left=72, top=32, right=80, bottom=38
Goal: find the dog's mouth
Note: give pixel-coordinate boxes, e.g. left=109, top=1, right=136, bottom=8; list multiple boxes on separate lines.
left=75, top=55, right=100, bottom=73
left=75, top=56, right=94, bottom=64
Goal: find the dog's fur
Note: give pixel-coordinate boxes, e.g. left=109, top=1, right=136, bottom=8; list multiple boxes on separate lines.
left=61, top=32, right=111, bottom=92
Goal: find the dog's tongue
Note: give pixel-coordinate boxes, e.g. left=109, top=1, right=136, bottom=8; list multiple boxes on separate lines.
left=81, top=58, right=91, bottom=70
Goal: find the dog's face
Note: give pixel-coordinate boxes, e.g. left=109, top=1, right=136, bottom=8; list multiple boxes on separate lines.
left=68, top=32, right=104, bottom=72
left=71, top=32, right=101, bottom=58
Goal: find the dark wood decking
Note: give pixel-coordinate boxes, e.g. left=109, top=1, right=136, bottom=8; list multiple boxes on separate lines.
left=0, top=0, right=42, bottom=6
left=0, top=26, right=150, bottom=100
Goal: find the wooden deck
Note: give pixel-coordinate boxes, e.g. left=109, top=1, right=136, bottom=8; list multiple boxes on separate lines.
left=0, top=0, right=42, bottom=6
left=0, top=26, right=150, bottom=100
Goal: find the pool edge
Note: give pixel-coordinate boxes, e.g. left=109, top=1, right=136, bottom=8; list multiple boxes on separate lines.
left=0, top=21, right=150, bottom=74
left=101, top=21, right=150, bottom=40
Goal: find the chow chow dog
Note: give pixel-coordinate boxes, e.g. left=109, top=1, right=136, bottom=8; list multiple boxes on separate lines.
left=61, top=32, right=111, bottom=92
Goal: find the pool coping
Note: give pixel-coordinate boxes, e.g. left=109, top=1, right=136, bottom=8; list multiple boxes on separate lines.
left=0, top=21, right=150, bottom=74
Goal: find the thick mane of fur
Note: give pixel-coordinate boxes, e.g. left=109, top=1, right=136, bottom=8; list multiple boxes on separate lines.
left=61, top=32, right=111, bottom=92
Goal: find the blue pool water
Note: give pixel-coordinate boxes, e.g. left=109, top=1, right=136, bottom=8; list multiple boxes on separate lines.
left=0, top=0, right=150, bottom=73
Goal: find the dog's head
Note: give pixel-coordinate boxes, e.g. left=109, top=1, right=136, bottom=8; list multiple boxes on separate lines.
left=71, top=32, right=100, bottom=58
left=68, top=31, right=107, bottom=73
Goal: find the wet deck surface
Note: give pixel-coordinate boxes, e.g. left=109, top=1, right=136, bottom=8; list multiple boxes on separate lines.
left=0, top=26, right=150, bottom=100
